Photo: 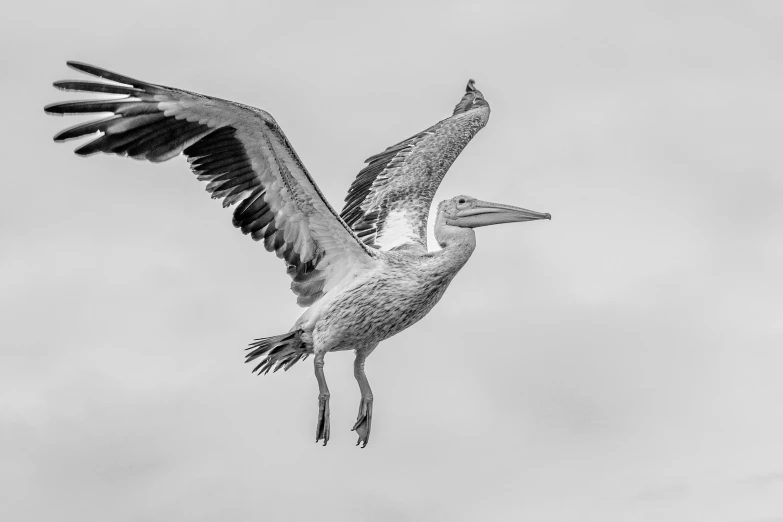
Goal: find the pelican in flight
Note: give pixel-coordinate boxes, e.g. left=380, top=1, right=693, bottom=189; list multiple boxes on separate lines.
left=45, top=62, right=550, bottom=447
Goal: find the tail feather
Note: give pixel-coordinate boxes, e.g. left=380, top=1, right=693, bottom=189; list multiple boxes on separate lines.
left=245, top=331, right=307, bottom=375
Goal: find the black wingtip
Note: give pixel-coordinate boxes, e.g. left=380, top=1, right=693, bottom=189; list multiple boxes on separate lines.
left=66, top=61, right=102, bottom=76
left=66, top=60, right=103, bottom=72
left=65, top=61, right=146, bottom=88
left=43, top=102, right=64, bottom=116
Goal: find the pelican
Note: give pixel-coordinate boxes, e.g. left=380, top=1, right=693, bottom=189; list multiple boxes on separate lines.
left=45, top=62, right=550, bottom=447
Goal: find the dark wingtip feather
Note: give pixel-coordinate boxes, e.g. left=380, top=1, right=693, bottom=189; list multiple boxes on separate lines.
left=64, top=61, right=166, bottom=95
left=52, top=115, right=120, bottom=142
left=73, top=139, right=105, bottom=157
left=44, top=99, right=129, bottom=116
left=43, top=102, right=64, bottom=116
left=66, top=61, right=140, bottom=86
left=53, top=80, right=143, bottom=95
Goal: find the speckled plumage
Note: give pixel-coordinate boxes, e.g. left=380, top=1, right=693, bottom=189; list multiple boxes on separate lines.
left=47, top=63, right=550, bottom=447
left=304, top=233, right=476, bottom=354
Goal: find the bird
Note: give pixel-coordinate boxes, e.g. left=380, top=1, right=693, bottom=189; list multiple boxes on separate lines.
left=45, top=62, right=551, bottom=447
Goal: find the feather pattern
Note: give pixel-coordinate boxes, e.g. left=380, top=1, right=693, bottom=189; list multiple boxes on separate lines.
left=340, top=81, right=490, bottom=252
left=47, top=61, right=378, bottom=306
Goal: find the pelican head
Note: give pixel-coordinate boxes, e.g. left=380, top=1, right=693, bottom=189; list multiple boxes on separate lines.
left=441, top=195, right=551, bottom=228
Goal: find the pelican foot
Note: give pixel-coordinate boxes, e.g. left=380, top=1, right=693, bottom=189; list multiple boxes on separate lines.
left=351, top=396, right=373, bottom=448
left=316, top=393, right=330, bottom=446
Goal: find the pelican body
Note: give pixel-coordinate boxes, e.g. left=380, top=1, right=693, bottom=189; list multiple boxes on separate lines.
left=45, top=63, right=550, bottom=446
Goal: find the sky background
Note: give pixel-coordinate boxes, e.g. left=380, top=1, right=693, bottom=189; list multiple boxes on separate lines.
left=2, top=1, right=783, bottom=520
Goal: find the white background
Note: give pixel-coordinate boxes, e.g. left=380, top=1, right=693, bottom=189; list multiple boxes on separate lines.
left=2, top=1, right=782, bottom=520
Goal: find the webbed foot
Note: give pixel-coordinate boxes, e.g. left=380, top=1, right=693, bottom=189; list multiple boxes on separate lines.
left=351, top=396, right=373, bottom=448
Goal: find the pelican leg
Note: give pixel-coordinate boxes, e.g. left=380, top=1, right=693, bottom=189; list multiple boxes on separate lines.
left=351, top=346, right=376, bottom=448
left=314, top=352, right=330, bottom=446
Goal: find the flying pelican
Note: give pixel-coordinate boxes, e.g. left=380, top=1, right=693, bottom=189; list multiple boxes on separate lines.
left=45, top=62, right=550, bottom=447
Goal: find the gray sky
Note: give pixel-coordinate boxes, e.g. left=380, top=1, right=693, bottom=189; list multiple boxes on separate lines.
left=2, top=0, right=783, bottom=520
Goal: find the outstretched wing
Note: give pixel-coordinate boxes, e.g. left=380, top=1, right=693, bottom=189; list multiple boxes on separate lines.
left=340, top=80, right=491, bottom=252
left=46, top=61, right=378, bottom=307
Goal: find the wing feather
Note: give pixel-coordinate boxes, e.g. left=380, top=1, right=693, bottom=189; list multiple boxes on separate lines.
left=47, top=61, right=377, bottom=306
left=341, top=81, right=490, bottom=252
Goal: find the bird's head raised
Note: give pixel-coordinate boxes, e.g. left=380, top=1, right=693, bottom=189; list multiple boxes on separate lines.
left=439, top=195, right=551, bottom=229
left=453, top=79, right=490, bottom=115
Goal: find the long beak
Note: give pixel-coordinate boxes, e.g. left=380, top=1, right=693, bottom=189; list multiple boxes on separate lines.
left=449, top=200, right=551, bottom=228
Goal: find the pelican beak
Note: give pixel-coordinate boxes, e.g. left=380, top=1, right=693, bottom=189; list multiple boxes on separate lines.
left=450, top=200, right=551, bottom=228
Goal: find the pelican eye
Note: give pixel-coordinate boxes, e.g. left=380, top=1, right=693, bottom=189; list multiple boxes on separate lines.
left=458, top=198, right=466, bottom=204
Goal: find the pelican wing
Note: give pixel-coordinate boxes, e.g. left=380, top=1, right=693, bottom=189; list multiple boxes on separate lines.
left=340, top=81, right=491, bottom=252
left=46, top=61, right=378, bottom=307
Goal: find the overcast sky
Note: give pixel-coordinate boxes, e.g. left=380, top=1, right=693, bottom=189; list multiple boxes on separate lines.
left=2, top=1, right=783, bottom=520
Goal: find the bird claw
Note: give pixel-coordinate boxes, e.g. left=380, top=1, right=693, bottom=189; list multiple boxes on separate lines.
left=351, top=397, right=373, bottom=448
left=316, top=394, right=330, bottom=446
